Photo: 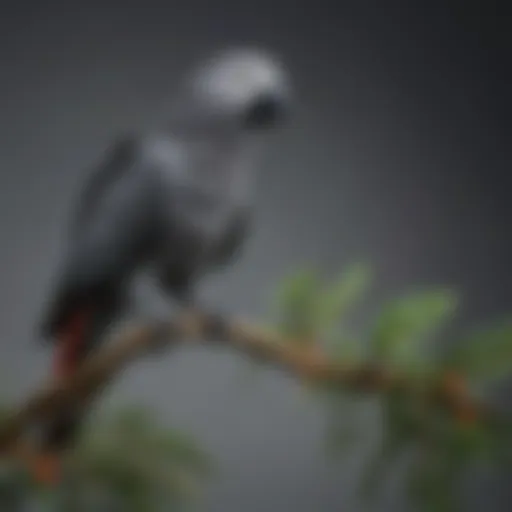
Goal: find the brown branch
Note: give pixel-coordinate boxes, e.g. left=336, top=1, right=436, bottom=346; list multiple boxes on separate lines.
left=0, top=311, right=489, bottom=457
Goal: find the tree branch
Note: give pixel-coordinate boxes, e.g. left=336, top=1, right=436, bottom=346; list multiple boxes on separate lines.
left=0, top=310, right=489, bottom=457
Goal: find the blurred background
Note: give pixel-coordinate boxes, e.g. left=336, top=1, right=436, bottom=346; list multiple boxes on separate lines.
left=0, top=1, right=509, bottom=511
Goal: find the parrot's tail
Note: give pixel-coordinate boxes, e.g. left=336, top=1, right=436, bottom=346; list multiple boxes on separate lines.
left=32, top=308, right=91, bottom=486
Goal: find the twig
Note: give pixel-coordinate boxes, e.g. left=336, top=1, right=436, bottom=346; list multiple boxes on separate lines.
left=0, top=310, right=489, bottom=456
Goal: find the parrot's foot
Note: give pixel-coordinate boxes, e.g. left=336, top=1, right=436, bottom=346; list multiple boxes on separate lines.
left=143, top=295, right=230, bottom=356
left=180, top=303, right=229, bottom=342
left=145, top=318, right=176, bottom=356
left=199, top=309, right=229, bottom=341
left=32, top=451, right=61, bottom=486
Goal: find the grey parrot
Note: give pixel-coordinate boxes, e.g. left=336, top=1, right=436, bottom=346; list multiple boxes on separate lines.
left=34, top=47, right=291, bottom=483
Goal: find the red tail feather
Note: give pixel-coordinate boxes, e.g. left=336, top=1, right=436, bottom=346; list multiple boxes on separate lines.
left=53, top=309, right=90, bottom=378
left=33, top=308, right=91, bottom=486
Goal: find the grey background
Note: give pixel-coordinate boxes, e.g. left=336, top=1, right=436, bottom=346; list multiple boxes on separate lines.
left=0, top=1, right=510, bottom=511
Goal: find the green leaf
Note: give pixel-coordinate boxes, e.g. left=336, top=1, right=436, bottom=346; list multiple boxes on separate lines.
left=273, top=264, right=372, bottom=342
left=356, top=391, right=423, bottom=508
left=273, top=268, right=323, bottom=340
left=315, top=263, right=372, bottom=335
left=371, top=289, right=458, bottom=367
left=445, top=320, right=512, bottom=382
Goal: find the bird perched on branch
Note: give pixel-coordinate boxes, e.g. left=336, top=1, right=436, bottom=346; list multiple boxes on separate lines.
left=34, top=47, right=292, bottom=484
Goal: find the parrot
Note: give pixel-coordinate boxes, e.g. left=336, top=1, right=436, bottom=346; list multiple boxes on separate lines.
left=33, top=47, right=292, bottom=484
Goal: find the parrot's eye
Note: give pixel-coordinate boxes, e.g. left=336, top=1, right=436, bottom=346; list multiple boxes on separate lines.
left=242, top=93, right=287, bottom=130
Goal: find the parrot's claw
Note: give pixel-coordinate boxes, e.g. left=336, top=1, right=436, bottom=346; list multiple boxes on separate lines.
left=143, top=318, right=175, bottom=357
left=200, top=309, right=230, bottom=342
left=180, top=303, right=229, bottom=343
left=143, top=299, right=229, bottom=357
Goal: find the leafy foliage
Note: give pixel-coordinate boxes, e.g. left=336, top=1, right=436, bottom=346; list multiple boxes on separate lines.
left=272, top=267, right=323, bottom=341
left=1, top=264, right=512, bottom=511
left=322, top=390, right=376, bottom=458
left=271, top=265, right=512, bottom=512
left=72, top=406, right=210, bottom=511
left=370, top=289, right=458, bottom=370
left=444, top=320, right=512, bottom=383
left=0, top=406, right=210, bottom=512
left=273, top=263, right=371, bottom=344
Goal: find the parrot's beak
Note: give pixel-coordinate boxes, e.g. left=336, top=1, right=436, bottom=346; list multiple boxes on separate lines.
left=242, top=92, right=290, bottom=130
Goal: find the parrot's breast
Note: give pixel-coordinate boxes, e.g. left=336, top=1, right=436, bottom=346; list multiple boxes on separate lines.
left=170, top=181, right=238, bottom=254
left=145, top=133, right=252, bottom=277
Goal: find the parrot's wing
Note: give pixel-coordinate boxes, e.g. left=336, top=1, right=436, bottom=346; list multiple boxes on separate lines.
left=213, top=206, right=252, bottom=268
left=40, top=138, right=160, bottom=340
left=71, top=136, right=138, bottom=233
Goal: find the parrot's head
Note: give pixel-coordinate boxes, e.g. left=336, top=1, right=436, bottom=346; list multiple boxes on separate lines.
left=169, top=47, right=292, bottom=135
